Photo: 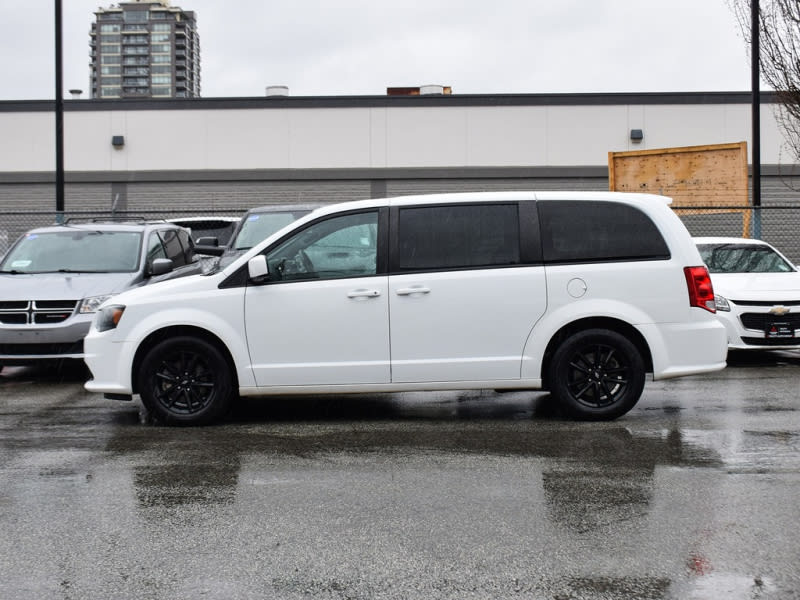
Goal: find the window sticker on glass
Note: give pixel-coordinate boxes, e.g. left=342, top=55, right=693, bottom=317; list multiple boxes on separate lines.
left=26, top=234, right=39, bottom=239
left=11, top=260, right=32, bottom=268
left=248, top=215, right=260, bottom=221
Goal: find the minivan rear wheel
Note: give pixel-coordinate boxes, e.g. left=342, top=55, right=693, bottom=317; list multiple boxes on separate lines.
left=549, top=329, right=645, bottom=421
left=137, top=336, right=233, bottom=425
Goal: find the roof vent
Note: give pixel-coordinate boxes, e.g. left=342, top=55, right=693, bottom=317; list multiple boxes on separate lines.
left=387, top=85, right=453, bottom=96
left=265, top=85, right=289, bottom=97
left=419, top=84, right=445, bottom=95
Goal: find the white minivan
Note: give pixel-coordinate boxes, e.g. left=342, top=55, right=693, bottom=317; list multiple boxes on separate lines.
left=84, top=192, right=727, bottom=425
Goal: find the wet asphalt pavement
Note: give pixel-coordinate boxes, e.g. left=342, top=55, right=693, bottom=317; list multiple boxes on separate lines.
left=1, top=352, right=799, bottom=600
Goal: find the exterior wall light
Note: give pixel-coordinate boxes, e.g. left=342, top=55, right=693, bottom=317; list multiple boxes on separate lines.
left=112, top=135, right=125, bottom=148
left=630, top=129, right=644, bottom=142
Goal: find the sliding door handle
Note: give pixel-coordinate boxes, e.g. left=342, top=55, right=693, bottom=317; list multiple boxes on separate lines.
left=395, top=286, right=431, bottom=296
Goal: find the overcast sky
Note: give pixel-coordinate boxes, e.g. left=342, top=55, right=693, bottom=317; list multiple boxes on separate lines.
left=0, top=0, right=755, bottom=100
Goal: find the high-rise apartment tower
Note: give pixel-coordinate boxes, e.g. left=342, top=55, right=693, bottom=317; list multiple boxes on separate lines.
left=90, top=0, right=200, bottom=99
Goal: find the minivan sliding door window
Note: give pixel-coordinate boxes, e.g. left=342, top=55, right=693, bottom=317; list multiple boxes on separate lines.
left=393, top=203, right=520, bottom=272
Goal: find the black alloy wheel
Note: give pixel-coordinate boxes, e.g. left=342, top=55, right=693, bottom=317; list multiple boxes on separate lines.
left=549, top=328, right=645, bottom=421
left=138, top=336, right=233, bottom=425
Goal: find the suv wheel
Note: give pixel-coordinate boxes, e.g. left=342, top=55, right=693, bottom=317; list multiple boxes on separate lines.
left=138, top=336, right=233, bottom=425
left=549, top=329, right=645, bottom=421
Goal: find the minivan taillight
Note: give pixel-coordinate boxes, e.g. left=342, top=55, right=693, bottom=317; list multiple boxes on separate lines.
left=684, top=266, right=716, bottom=313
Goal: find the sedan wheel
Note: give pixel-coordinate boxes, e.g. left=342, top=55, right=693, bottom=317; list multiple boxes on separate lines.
left=549, top=329, right=645, bottom=421
left=138, top=336, right=233, bottom=425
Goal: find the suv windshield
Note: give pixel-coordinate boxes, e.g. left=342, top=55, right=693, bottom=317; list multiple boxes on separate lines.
left=697, top=243, right=795, bottom=274
left=0, top=230, right=142, bottom=274
left=233, top=212, right=309, bottom=251
left=203, top=207, right=317, bottom=273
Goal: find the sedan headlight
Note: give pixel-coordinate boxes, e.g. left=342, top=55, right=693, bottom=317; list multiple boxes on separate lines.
left=79, top=294, right=113, bottom=314
left=714, top=294, right=731, bottom=312
left=95, top=304, right=126, bottom=332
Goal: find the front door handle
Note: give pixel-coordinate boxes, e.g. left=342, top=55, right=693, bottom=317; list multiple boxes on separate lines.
left=347, top=289, right=381, bottom=299
left=396, top=286, right=431, bottom=296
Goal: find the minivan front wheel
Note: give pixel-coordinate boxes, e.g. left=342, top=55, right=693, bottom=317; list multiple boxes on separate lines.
left=549, top=329, right=645, bottom=421
left=137, top=336, right=234, bottom=425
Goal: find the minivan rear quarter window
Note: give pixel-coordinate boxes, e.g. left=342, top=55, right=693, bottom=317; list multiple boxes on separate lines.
left=394, top=204, right=520, bottom=271
left=539, top=200, right=670, bottom=263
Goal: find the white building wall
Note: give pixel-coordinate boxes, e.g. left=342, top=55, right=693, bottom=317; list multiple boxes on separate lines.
left=0, top=99, right=790, bottom=174
left=4, top=113, right=57, bottom=172
left=640, top=104, right=754, bottom=152
left=463, top=106, right=548, bottom=167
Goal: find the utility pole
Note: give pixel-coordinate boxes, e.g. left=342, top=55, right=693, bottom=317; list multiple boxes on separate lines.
left=55, top=0, right=65, bottom=223
left=752, top=0, right=762, bottom=238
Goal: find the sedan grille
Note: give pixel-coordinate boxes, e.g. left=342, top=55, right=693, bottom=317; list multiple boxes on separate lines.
left=741, top=337, right=800, bottom=346
left=731, top=299, right=800, bottom=307
left=740, top=313, right=800, bottom=330
left=0, top=300, right=78, bottom=325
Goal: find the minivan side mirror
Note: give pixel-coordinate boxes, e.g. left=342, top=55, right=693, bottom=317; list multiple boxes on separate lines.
left=149, top=257, right=174, bottom=276
left=247, top=255, right=270, bottom=282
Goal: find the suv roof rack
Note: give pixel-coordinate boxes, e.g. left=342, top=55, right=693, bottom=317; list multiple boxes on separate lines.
left=62, top=217, right=167, bottom=224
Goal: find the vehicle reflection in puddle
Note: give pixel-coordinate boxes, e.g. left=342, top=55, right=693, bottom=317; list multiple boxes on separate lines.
left=3, top=353, right=798, bottom=598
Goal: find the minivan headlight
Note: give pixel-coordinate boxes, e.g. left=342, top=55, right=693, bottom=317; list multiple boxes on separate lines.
left=95, top=305, right=126, bottom=332
left=79, top=294, right=113, bottom=314
left=714, top=294, right=731, bottom=312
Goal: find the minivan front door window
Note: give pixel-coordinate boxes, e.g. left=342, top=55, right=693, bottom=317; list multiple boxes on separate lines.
left=265, top=211, right=378, bottom=281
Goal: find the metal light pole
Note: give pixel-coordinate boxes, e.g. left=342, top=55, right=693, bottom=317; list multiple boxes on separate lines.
left=752, top=0, right=762, bottom=238
left=55, top=0, right=65, bottom=223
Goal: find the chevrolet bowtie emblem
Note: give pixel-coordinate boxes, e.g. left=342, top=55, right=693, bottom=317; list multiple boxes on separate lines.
left=769, top=305, right=791, bottom=316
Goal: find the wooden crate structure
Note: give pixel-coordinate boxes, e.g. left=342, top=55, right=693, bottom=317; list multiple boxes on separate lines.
left=608, top=141, right=750, bottom=236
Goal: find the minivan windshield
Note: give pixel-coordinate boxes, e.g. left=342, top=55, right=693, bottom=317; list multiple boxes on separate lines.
left=0, top=230, right=142, bottom=274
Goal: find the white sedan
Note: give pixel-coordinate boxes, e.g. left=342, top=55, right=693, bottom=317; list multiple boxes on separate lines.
left=695, top=237, right=800, bottom=350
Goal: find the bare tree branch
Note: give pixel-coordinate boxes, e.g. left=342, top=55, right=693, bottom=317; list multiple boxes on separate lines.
left=730, top=0, right=800, bottom=171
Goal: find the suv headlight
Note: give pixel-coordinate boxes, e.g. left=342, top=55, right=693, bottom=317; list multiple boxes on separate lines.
left=96, top=305, right=126, bottom=332
left=714, top=294, right=731, bottom=312
left=79, top=295, right=113, bottom=314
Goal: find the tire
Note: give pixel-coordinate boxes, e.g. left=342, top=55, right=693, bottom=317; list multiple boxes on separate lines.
left=137, top=336, right=234, bottom=425
left=549, top=328, right=645, bottom=421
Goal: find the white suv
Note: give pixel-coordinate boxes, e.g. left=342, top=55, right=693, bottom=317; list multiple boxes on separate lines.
left=84, top=192, right=727, bottom=424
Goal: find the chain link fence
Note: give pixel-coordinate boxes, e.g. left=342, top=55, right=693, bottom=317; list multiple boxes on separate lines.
left=677, top=204, right=800, bottom=263
left=1, top=204, right=800, bottom=263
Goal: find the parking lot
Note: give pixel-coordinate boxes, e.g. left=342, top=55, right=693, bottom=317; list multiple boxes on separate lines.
left=1, top=352, right=799, bottom=599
